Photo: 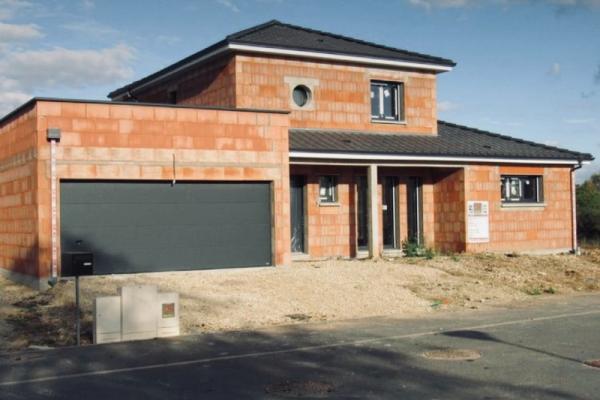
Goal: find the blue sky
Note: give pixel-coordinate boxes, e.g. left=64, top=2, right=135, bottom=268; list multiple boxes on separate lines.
left=1, top=0, right=599, bottom=180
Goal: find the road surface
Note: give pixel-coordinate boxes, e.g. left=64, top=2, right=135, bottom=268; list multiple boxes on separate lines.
left=1, top=294, right=599, bottom=399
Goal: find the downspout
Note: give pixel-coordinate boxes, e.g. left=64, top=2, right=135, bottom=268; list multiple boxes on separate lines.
left=47, top=128, right=61, bottom=286
left=570, top=159, right=583, bottom=255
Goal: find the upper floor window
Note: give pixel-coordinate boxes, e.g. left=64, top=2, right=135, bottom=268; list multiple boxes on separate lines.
left=501, top=175, right=544, bottom=203
left=371, top=81, right=404, bottom=122
left=319, top=175, right=338, bottom=203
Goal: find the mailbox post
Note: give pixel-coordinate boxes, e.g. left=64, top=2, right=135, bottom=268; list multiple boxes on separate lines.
left=62, top=252, right=94, bottom=346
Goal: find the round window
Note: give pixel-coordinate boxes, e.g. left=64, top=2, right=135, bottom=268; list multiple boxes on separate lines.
left=292, top=85, right=311, bottom=107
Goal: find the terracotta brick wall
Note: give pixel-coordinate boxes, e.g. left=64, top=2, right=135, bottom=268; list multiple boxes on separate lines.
left=0, top=107, right=39, bottom=284
left=235, top=55, right=437, bottom=134
left=132, top=55, right=236, bottom=108
left=464, top=165, right=573, bottom=253
left=24, top=100, right=291, bottom=281
left=433, top=168, right=466, bottom=253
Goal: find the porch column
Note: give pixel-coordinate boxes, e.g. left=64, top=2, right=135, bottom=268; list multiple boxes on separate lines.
left=367, top=164, right=380, bottom=259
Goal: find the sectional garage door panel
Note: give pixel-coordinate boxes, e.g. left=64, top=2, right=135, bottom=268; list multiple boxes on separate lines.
left=60, top=181, right=272, bottom=275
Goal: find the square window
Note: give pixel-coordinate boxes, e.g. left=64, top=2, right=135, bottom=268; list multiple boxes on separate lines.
left=319, top=175, right=337, bottom=203
left=501, top=175, right=543, bottom=203
left=371, top=81, right=403, bottom=122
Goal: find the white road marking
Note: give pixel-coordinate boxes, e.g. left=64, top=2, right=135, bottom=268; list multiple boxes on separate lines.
left=1, top=309, right=599, bottom=387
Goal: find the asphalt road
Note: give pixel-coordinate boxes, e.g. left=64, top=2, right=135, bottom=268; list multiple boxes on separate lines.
left=1, top=294, right=599, bottom=399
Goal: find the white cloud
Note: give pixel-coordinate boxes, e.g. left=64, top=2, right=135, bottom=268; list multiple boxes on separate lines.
left=156, top=34, right=181, bottom=46
left=549, top=62, right=561, bottom=76
left=0, top=0, right=31, bottom=20
left=0, top=44, right=135, bottom=116
left=81, top=0, right=95, bottom=10
left=438, top=100, right=460, bottom=112
left=61, top=20, right=117, bottom=36
left=408, top=0, right=477, bottom=9
left=0, top=44, right=135, bottom=90
left=550, top=0, right=600, bottom=7
left=0, top=91, right=31, bottom=116
left=217, top=0, right=240, bottom=12
left=563, top=117, right=595, bottom=124
left=407, top=0, right=600, bottom=9
left=0, top=22, right=42, bottom=42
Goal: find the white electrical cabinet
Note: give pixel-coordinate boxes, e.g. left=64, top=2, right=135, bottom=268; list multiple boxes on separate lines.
left=157, top=292, right=180, bottom=337
left=93, top=296, right=122, bottom=344
left=93, top=285, right=180, bottom=344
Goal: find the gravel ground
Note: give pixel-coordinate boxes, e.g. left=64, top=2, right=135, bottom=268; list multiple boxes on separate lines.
left=1, top=248, right=599, bottom=352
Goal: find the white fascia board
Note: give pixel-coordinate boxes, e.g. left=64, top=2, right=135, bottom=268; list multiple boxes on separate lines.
left=289, top=151, right=586, bottom=165
left=228, top=43, right=453, bottom=72
left=114, top=43, right=453, bottom=99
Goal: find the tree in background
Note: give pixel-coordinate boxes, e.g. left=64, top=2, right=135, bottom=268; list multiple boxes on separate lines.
left=577, top=173, right=600, bottom=242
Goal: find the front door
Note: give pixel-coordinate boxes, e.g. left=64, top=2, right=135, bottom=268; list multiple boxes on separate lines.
left=382, top=177, right=399, bottom=249
left=407, top=177, right=423, bottom=245
left=290, top=175, right=305, bottom=253
left=356, top=176, right=368, bottom=250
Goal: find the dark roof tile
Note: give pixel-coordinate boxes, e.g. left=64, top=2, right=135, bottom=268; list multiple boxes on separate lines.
left=289, top=121, right=594, bottom=162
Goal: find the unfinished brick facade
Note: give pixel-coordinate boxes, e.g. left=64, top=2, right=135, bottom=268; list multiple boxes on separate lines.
left=1, top=20, right=590, bottom=288
left=234, top=55, right=437, bottom=134
left=0, top=107, right=38, bottom=282
left=1, top=100, right=291, bottom=287
left=133, top=55, right=237, bottom=108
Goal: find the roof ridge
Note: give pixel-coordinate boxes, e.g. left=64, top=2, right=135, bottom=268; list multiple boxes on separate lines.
left=238, top=20, right=455, bottom=66
left=438, top=120, right=593, bottom=160
left=227, top=19, right=281, bottom=40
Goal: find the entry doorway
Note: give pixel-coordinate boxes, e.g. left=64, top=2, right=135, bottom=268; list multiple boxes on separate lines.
left=382, top=177, right=399, bottom=249
left=356, top=176, right=368, bottom=250
left=407, top=177, right=423, bottom=245
left=290, top=175, right=305, bottom=253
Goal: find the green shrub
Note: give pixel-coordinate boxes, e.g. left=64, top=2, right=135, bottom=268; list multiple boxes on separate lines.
left=401, top=238, right=435, bottom=259
left=577, top=173, right=600, bottom=242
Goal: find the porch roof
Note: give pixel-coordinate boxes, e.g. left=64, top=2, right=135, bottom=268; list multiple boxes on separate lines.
left=289, top=121, right=594, bottom=163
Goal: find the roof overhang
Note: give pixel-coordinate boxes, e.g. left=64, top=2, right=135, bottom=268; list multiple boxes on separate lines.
left=111, top=43, right=453, bottom=100
left=228, top=43, right=454, bottom=72
left=289, top=151, right=590, bottom=166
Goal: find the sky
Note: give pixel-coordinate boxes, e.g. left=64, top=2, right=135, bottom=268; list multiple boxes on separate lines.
left=1, top=0, right=599, bottom=181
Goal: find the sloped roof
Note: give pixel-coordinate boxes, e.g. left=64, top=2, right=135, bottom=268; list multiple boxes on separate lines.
left=108, top=20, right=455, bottom=99
left=289, top=121, right=594, bottom=162
left=227, top=20, right=455, bottom=67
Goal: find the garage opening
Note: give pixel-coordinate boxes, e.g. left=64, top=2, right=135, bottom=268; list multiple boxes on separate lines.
left=60, top=181, right=272, bottom=275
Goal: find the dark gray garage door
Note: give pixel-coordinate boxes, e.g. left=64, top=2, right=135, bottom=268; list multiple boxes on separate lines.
left=60, top=181, right=272, bottom=275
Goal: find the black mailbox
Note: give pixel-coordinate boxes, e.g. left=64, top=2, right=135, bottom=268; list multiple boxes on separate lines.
left=61, top=252, right=94, bottom=277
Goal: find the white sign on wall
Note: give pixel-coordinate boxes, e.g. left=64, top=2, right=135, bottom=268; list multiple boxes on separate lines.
left=467, top=201, right=490, bottom=243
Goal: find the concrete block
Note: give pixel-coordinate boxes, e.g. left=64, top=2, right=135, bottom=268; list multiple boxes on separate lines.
left=119, top=285, right=158, bottom=341
left=157, top=292, right=180, bottom=338
left=93, top=296, right=122, bottom=344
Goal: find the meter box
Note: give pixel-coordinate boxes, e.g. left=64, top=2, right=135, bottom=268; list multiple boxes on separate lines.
left=157, top=292, right=180, bottom=337
left=119, top=285, right=159, bottom=341
left=93, top=296, right=122, bottom=344
left=61, top=252, right=93, bottom=277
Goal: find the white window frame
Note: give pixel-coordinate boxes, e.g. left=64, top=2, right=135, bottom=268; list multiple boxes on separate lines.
left=371, top=81, right=404, bottom=123
left=318, top=175, right=338, bottom=203
left=501, top=175, right=543, bottom=204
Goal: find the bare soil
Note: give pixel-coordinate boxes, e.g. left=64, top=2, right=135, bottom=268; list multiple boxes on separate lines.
left=1, top=248, right=599, bottom=352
